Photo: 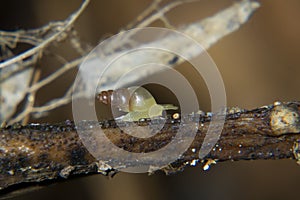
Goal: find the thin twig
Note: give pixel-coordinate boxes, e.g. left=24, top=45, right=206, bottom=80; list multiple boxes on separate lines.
left=22, top=65, right=42, bottom=125
left=125, top=0, right=163, bottom=30
left=116, top=0, right=198, bottom=49
left=8, top=87, right=85, bottom=124
left=133, top=0, right=199, bottom=29
left=31, top=89, right=77, bottom=113
left=0, top=0, right=89, bottom=69
left=1, top=0, right=258, bottom=124
left=27, top=57, right=84, bottom=93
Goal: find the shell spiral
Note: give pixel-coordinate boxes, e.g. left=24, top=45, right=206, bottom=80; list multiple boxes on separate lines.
left=97, top=87, right=157, bottom=112
left=97, top=86, right=178, bottom=121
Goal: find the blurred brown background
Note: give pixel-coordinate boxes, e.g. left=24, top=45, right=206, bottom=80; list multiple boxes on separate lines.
left=1, top=0, right=300, bottom=200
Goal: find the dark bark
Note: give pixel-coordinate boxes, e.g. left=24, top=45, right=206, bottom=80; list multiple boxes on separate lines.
left=1, top=101, right=300, bottom=192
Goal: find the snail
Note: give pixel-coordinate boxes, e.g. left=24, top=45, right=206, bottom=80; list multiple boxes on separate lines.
left=96, top=86, right=178, bottom=121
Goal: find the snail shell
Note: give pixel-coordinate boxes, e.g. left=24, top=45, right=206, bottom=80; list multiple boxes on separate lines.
left=97, top=86, right=178, bottom=120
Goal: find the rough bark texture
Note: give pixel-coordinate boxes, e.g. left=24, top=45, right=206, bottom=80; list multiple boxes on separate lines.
left=1, top=101, right=300, bottom=192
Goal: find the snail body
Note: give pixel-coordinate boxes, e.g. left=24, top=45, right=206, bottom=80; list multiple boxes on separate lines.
left=97, top=86, right=178, bottom=121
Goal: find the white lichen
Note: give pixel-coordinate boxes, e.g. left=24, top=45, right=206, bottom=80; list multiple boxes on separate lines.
left=202, top=159, right=217, bottom=171
left=59, top=166, right=75, bottom=178
left=190, top=159, right=198, bottom=166
left=293, top=141, right=300, bottom=165
left=270, top=104, right=300, bottom=136
left=96, top=160, right=113, bottom=174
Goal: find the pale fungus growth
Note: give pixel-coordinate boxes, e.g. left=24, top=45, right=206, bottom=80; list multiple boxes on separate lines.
left=273, top=101, right=282, bottom=106
left=202, top=159, right=217, bottom=171
left=59, top=166, right=75, bottom=179
left=172, top=113, right=180, bottom=120
left=270, top=104, right=300, bottom=136
left=227, top=107, right=243, bottom=114
left=190, top=159, right=198, bottom=166
left=293, top=141, right=300, bottom=165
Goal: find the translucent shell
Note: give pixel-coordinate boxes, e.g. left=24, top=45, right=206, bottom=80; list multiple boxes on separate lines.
left=97, top=86, right=178, bottom=121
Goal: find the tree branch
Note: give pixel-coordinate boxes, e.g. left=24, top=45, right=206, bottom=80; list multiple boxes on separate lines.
left=1, top=101, right=300, bottom=192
